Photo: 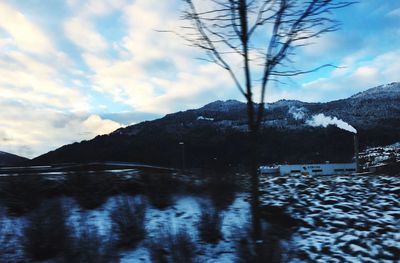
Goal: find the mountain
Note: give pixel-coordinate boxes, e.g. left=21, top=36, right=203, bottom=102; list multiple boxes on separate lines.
left=350, top=82, right=400, bottom=100
left=33, top=83, right=400, bottom=167
left=0, top=151, right=29, bottom=166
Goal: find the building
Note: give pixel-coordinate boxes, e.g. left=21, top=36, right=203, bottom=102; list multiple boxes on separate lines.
left=259, top=163, right=357, bottom=176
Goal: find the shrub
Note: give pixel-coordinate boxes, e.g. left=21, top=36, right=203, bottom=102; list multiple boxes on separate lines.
left=237, top=237, right=255, bottom=263
left=23, top=199, right=69, bottom=261
left=148, top=233, right=169, bottom=263
left=198, top=205, right=223, bottom=243
left=236, top=228, right=284, bottom=263
left=144, top=174, right=176, bottom=209
left=64, top=173, right=114, bottom=210
left=170, top=229, right=196, bottom=263
left=65, top=221, right=117, bottom=263
left=111, top=197, right=146, bottom=248
left=206, top=172, right=237, bottom=209
left=0, top=218, right=23, bottom=262
left=0, top=175, right=44, bottom=216
left=148, top=227, right=196, bottom=263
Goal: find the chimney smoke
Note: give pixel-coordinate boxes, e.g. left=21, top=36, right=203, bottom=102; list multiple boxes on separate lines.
left=306, top=113, right=357, bottom=134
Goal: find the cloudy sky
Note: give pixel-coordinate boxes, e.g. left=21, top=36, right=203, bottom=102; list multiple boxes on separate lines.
left=0, top=0, right=399, bottom=158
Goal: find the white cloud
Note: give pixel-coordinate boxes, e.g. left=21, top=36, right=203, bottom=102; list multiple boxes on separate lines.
left=0, top=1, right=109, bottom=158
left=67, top=0, right=128, bottom=16
left=0, top=0, right=240, bottom=158
left=64, top=0, right=130, bottom=53
left=275, top=49, right=400, bottom=102
left=353, top=66, right=379, bottom=83
left=64, top=17, right=108, bottom=52
left=0, top=2, right=54, bottom=55
left=0, top=50, right=89, bottom=111
left=300, top=34, right=339, bottom=58
left=77, top=0, right=240, bottom=114
left=81, top=114, right=122, bottom=135
left=387, top=8, right=400, bottom=17
left=0, top=2, right=88, bottom=111
left=0, top=101, right=122, bottom=158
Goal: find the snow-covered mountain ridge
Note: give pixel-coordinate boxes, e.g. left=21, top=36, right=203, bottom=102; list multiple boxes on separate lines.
left=34, top=82, right=400, bottom=166
left=351, top=82, right=400, bottom=99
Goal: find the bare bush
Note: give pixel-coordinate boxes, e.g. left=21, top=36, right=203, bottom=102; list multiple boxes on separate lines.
left=64, top=173, right=114, bottom=210
left=198, top=205, right=223, bottom=243
left=65, top=221, right=117, bottom=263
left=23, top=199, right=69, bottom=261
left=0, top=175, right=44, bottom=216
left=206, top=173, right=237, bottom=209
left=236, top=226, right=285, bottom=263
left=0, top=217, right=23, bottom=262
left=144, top=174, right=176, bottom=209
left=148, top=227, right=196, bottom=263
left=111, top=196, right=146, bottom=248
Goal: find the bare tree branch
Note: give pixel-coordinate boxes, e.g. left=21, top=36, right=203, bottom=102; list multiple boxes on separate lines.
left=179, top=0, right=355, bottom=133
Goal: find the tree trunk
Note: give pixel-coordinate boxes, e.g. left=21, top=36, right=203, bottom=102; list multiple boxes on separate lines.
left=249, top=127, right=263, bottom=263
left=245, top=100, right=262, bottom=237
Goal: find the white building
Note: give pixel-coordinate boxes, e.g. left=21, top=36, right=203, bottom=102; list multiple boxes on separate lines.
left=259, top=163, right=357, bottom=176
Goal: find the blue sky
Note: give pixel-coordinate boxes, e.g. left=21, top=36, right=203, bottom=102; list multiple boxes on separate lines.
left=0, top=0, right=399, bottom=158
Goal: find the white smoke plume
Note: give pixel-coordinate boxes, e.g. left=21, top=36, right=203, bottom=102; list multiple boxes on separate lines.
left=289, top=106, right=306, bottom=120
left=306, top=113, right=357, bottom=134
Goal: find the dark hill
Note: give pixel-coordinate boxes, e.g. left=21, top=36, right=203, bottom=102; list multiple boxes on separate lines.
left=0, top=151, right=30, bottom=166
left=33, top=82, right=400, bottom=168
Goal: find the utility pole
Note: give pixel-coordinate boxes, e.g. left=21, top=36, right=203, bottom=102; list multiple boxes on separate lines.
left=179, top=141, right=185, bottom=171
left=354, top=134, right=359, bottom=173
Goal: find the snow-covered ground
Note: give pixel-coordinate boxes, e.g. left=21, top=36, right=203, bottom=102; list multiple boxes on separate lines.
left=0, top=170, right=399, bottom=262
left=260, top=174, right=400, bottom=262
left=119, top=194, right=250, bottom=263
left=361, top=142, right=400, bottom=168
left=0, top=193, right=251, bottom=262
left=64, top=173, right=399, bottom=262
left=0, top=207, right=25, bottom=262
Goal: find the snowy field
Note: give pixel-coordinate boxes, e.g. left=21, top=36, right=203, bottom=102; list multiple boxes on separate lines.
left=0, top=193, right=251, bottom=262
left=0, top=168, right=399, bottom=262
left=260, top=174, right=400, bottom=262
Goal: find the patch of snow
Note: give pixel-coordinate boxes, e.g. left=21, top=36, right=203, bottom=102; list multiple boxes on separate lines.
left=260, top=173, right=400, bottom=263
left=197, top=116, right=214, bottom=121
left=120, top=247, right=151, bottom=263
left=351, top=82, right=400, bottom=99
left=339, top=234, right=358, bottom=242
left=349, top=244, right=369, bottom=254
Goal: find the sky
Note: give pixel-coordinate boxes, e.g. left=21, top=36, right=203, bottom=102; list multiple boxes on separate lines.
left=0, top=0, right=399, bottom=158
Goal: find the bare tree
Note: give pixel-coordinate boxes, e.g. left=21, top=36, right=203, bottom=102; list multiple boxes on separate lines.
left=179, top=0, right=354, bottom=253
left=180, top=0, right=353, bottom=136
